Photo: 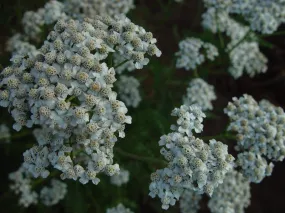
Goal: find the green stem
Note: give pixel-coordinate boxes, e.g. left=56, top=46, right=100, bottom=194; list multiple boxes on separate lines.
left=115, top=148, right=168, bottom=166
left=31, top=171, right=59, bottom=189
left=215, top=11, right=224, bottom=49
left=193, top=69, right=199, bottom=78
left=259, top=31, right=285, bottom=38
left=66, top=95, right=76, bottom=102
left=201, top=133, right=236, bottom=141
left=227, top=29, right=251, bottom=53
left=114, top=59, right=129, bottom=69
left=11, top=131, right=32, bottom=139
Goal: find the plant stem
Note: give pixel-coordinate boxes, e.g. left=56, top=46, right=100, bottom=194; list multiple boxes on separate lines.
left=114, top=59, right=129, bottom=69
left=66, top=95, right=76, bottom=102
left=115, top=148, right=168, bottom=166
left=193, top=69, right=199, bottom=78
left=259, top=31, right=285, bottom=38
left=201, top=133, right=236, bottom=141
left=227, top=29, right=251, bottom=53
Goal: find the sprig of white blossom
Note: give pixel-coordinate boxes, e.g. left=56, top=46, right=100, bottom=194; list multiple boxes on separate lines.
left=9, top=166, right=38, bottom=207
left=1, top=15, right=160, bottom=184
left=175, top=38, right=218, bottom=71
left=183, top=78, right=216, bottom=111
left=202, top=8, right=268, bottom=79
left=224, top=94, right=285, bottom=182
left=149, top=105, right=234, bottom=209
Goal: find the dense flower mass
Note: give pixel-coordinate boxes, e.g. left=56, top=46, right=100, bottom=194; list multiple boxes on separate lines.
left=6, top=34, right=39, bottom=57
left=106, top=203, right=134, bottom=213
left=208, top=170, right=251, bottom=213
left=1, top=14, right=161, bottom=184
left=149, top=105, right=234, bottom=209
left=180, top=189, right=202, bottom=213
left=22, top=1, right=67, bottom=41
left=203, top=0, right=285, bottom=34
left=9, top=166, right=67, bottom=207
left=116, top=76, right=141, bottom=108
left=224, top=94, right=285, bottom=182
left=0, top=124, right=11, bottom=143
left=202, top=8, right=268, bottom=79
left=110, top=168, right=130, bottom=186
left=183, top=78, right=216, bottom=111
left=176, top=38, right=218, bottom=71
left=40, top=179, right=68, bottom=206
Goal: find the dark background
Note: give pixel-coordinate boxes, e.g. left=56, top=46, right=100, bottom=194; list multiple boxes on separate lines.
left=1, top=0, right=285, bottom=212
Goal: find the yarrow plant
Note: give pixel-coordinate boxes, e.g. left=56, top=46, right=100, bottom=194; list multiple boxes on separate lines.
left=2, top=0, right=285, bottom=212
left=183, top=78, right=216, bottom=111
left=149, top=105, right=234, bottom=209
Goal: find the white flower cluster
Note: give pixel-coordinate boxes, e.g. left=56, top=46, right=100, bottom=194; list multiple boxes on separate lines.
left=65, top=0, right=135, bottom=19
left=1, top=15, right=160, bottom=184
left=0, top=124, right=11, bottom=143
left=203, top=0, right=285, bottom=34
left=224, top=94, right=285, bottom=183
left=22, top=1, right=67, bottom=41
left=9, top=166, right=38, bottom=207
left=40, top=179, right=68, bottom=206
left=6, top=34, right=39, bottom=57
left=183, top=78, right=216, bottom=111
left=9, top=166, right=67, bottom=207
left=208, top=170, right=251, bottom=213
left=116, top=76, right=141, bottom=108
left=202, top=8, right=268, bottom=79
left=179, top=189, right=202, bottom=213
left=149, top=105, right=234, bottom=209
left=230, top=0, right=285, bottom=34
left=110, top=168, right=130, bottom=186
left=106, top=203, right=134, bottom=213
left=176, top=38, right=218, bottom=71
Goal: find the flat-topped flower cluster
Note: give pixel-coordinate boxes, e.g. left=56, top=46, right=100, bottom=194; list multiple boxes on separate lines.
left=1, top=14, right=161, bottom=185
left=149, top=105, right=234, bottom=209
left=225, top=94, right=285, bottom=183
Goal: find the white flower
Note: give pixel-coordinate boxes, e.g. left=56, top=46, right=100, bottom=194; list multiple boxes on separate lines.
left=175, top=37, right=218, bottom=71
left=110, top=168, right=130, bottom=186
left=180, top=189, right=202, bottom=213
